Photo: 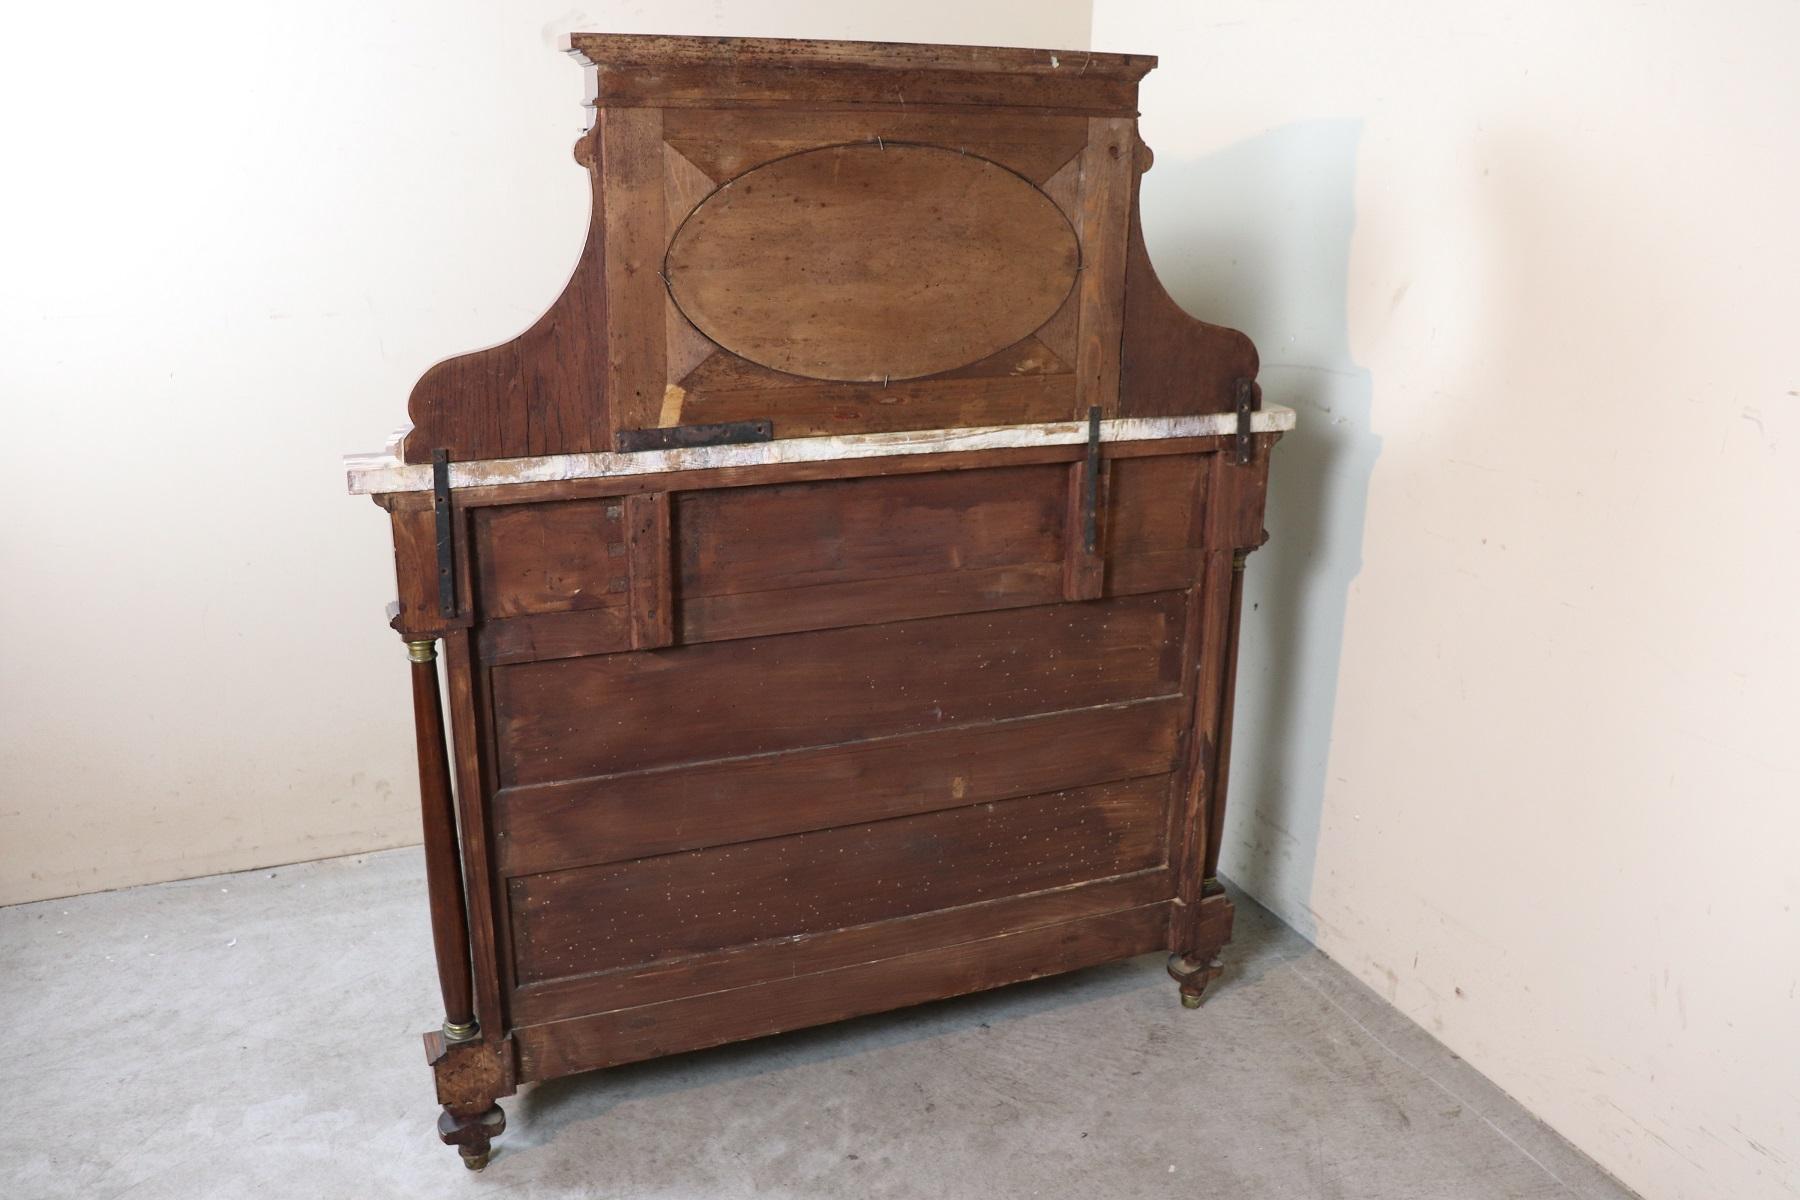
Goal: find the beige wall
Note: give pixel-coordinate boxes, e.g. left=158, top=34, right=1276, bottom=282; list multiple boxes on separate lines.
left=0, top=0, right=1092, bottom=907
left=1092, top=2, right=1800, bottom=1198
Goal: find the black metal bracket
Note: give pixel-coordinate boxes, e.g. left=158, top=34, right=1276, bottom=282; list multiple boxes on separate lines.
left=618, top=420, right=775, bottom=452
left=1232, top=378, right=1261, bottom=466
left=1083, top=406, right=1101, bottom=553
left=432, top=449, right=457, bottom=618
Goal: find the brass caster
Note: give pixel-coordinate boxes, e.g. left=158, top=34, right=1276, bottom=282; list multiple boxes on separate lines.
left=461, top=1149, right=491, bottom=1172
left=1180, top=992, right=1203, bottom=1010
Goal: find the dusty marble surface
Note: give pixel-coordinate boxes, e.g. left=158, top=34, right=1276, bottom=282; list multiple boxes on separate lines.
left=344, top=407, right=1298, bottom=495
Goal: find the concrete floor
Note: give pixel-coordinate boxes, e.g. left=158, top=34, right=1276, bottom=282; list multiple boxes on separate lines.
left=2, top=850, right=1638, bottom=1200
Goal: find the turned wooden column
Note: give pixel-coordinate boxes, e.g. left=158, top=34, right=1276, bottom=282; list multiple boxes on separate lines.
left=407, top=638, right=478, bottom=1042
left=1202, top=549, right=1251, bottom=891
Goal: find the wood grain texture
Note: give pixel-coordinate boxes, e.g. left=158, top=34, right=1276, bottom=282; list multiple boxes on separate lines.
left=515, top=901, right=1172, bottom=1079
left=513, top=868, right=1170, bottom=1025
left=492, top=591, right=1187, bottom=785
left=666, top=143, right=1078, bottom=383
left=667, top=339, right=1076, bottom=438
left=622, top=491, right=673, bottom=649
left=509, top=775, right=1169, bottom=982
left=569, top=34, right=1155, bottom=81
left=1073, top=117, right=1136, bottom=419
left=402, top=129, right=609, bottom=464
left=494, top=697, right=1185, bottom=875
left=1117, top=135, right=1261, bottom=418
left=662, top=108, right=1088, bottom=184
left=600, top=107, right=668, bottom=435
left=472, top=499, right=626, bottom=618
left=360, top=36, right=1281, bottom=1162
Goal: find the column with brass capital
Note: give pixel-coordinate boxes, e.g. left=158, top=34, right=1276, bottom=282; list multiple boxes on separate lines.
left=407, top=638, right=478, bottom=1043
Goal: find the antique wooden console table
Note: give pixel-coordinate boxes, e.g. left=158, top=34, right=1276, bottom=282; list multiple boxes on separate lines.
left=346, top=33, right=1289, bottom=1170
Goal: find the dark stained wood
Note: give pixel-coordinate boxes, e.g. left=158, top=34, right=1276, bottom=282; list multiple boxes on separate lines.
left=662, top=108, right=1089, bottom=185
left=677, top=464, right=1066, bottom=596
left=1074, top=117, right=1135, bottom=418
left=667, top=143, right=1078, bottom=383
left=622, top=491, right=673, bottom=649
left=515, top=901, right=1172, bottom=1079
left=512, top=868, right=1171, bottom=1025
left=495, top=697, right=1184, bottom=875
left=472, top=499, right=626, bottom=618
left=401, top=127, right=609, bottom=464
left=361, top=34, right=1278, bottom=1168
left=599, top=106, right=668, bottom=436
left=568, top=33, right=1156, bottom=82
left=1117, top=136, right=1262, bottom=419
left=665, top=339, right=1077, bottom=438
left=408, top=646, right=474, bottom=1034
left=492, top=591, right=1187, bottom=784
left=510, top=775, right=1169, bottom=982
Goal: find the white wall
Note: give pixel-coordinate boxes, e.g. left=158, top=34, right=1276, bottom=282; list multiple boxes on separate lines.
left=1091, top=2, right=1800, bottom=1199
left=0, top=0, right=1092, bottom=907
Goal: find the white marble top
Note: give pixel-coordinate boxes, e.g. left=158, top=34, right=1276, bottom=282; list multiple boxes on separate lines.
left=344, top=406, right=1296, bottom=496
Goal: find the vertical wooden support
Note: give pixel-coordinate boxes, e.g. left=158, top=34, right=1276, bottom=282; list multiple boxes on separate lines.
left=1072, top=117, right=1134, bottom=418
left=624, top=491, right=675, bottom=649
left=1203, top=550, right=1251, bottom=888
left=407, top=639, right=477, bottom=1041
left=1061, top=411, right=1107, bottom=600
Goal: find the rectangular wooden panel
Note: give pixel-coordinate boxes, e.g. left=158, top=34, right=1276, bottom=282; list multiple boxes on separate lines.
left=1105, top=453, right=1209, bottom=594
left=623, top=491, right=673, bottom=649
left=1073, top=117, right=1135, bottom=418
left=472, top=499, right=626, bottom=618
left=495, top=696, right=1184, bottom=875
left=492, top=591, right=1187, bottom=785
left=677, top=464, right=1066, bottom=598
left=509, top=775, right=1169, bottom=983
left=515, top=901, right=1172, bottom=1080
left=680, top=562, right=1068, bottom=645
left=511, top=868, right=1171, bottom=1024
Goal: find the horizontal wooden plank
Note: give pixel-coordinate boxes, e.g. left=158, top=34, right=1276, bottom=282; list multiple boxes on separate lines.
left=476, top=605, right=631, bottom=665
left=678, top=464, right=1066, bottom=599
left=511, top=867, right=1172, bottom=1024
left=662, top=108, right=1089, bottom=185
left=508, top=775, right=1169, bottom=983
left=515, top=900, right=1172, bottom=1080
left=495, top=697, right=1184, bottom=875
left=680, top=562, right=1066, bottom=645
left=492, top=591, right=1186, bottom=784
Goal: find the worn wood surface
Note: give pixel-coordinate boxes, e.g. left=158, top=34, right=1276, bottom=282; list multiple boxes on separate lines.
left=667, top=143, right=1078, bottom=383
left=363, top=33, right=1279, bottom=1168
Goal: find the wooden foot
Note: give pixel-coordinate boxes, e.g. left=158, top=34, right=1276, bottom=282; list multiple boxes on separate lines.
left=1167, top=952, right=1223, bottom=1008
left=424, top=1028, right=514, bottom=1171
left=438, top=1104, right=505, bottom=1170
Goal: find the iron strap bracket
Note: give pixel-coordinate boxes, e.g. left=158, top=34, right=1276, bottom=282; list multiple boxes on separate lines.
left=1083, top=406, right=1102, bottom=553
left=618, top=420, right=775, bottom=452
left=1232, top=378, right=1261, bottom=466
left=432, top=449, right=457, bottom=618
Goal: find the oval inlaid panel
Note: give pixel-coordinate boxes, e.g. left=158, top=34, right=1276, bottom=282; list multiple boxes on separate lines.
left=665, top=144, right=1080, bottom=383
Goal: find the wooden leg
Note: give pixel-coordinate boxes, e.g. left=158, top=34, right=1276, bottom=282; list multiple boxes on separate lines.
left=438, top=1104, right=506, bottom=1170
left=426, top=1030, right=510, bottom=1169
left=407, top=639, right=477, bottom=1040
left=1167, top=888, right=1235, bottom=1008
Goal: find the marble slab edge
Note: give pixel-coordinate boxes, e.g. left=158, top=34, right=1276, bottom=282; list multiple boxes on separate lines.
left=344, top=406, right=1297, bottom=496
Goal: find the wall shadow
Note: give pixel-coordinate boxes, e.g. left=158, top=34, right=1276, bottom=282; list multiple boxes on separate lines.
left=1138, top=119, right=1380, bottom=939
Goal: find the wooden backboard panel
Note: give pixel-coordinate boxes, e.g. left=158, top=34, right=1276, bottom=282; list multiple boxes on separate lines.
left=666, top=143, right=1078, bottom=383
left=400, top=34, right=1257, bottom=464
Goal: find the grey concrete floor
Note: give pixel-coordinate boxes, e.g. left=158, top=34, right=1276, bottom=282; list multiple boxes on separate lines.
left=2, top=849, right=1638, bottom=1200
